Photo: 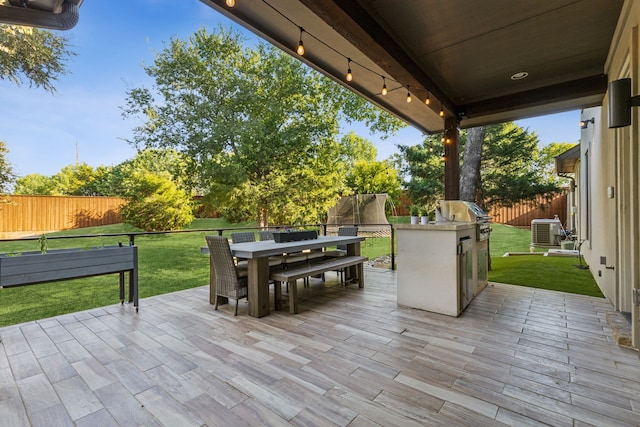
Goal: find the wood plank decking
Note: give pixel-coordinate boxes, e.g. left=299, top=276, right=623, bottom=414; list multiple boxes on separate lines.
left=1, top=268, right=639, bottom=426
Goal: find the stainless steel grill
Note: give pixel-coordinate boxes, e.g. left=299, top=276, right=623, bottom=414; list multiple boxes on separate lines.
left=435, top=200, right=492, bottom=241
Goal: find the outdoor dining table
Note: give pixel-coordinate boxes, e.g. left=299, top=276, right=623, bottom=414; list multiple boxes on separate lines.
left=221, top=235, right=365, bottom=317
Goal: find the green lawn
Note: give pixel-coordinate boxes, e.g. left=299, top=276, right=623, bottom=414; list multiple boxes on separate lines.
left=0, top=219, right=603, bottom=327
left=488, top=223, right=603, bottom=297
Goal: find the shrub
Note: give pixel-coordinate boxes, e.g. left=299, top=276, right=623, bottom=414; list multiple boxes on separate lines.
left=120, top=172, right=194, bottom=231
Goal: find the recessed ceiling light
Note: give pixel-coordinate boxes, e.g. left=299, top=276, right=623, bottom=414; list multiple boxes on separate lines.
left=511, top=71, right=529, bottom=80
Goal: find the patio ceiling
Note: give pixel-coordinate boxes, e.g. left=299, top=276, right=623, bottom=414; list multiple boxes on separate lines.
left=0, top=0, right=83, bottom=30
left=200, top=0, right=624, bottom=133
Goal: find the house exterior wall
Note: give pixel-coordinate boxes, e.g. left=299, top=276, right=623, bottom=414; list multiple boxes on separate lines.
left=587, top=0, right=640, bottom=347
left=580, top=106, right=618, bottom=303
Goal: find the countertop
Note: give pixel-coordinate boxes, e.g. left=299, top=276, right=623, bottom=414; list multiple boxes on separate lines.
left=395, top=222, right=476, bottom=231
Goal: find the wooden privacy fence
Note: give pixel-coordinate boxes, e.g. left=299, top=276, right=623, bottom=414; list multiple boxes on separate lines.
left=0, top=195, right=125, bottom=237
left=487, top=193, right=567, bottom=227
left=398, top=191, right=567, bottom=227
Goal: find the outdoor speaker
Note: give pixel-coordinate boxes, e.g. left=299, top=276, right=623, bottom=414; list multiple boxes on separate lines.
left=608, top=78, right=631, bottom=128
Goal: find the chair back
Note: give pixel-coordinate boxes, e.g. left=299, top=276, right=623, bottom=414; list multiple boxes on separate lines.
left=259, top=230, right=275, bottom=241
left=205, top=236, right=248, bottom=300
left=231, top=232, right=256, bottom=243
left=337, top=226, right=358, bottom=250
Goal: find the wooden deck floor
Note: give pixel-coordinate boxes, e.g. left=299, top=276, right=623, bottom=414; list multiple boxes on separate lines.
left=1, top=268, right=639, bottom=426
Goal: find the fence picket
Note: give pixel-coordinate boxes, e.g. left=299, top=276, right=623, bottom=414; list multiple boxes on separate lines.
left=0, top=195, right=125, bottom=237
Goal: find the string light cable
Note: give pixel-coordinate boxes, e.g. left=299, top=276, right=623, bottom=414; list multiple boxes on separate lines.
left=228, top=0, right=444, bottom=117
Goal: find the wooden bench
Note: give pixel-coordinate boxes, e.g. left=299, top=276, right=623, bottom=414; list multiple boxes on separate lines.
left=270, top=255, right=367, bottom=314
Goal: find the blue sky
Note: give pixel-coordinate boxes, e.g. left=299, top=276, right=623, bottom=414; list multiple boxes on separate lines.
left=0, top=0, right=580, bottom=178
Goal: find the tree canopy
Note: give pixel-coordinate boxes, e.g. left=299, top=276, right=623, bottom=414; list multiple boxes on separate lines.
left=122, top=26, right=404, bottom=226
left=14, top=163, right=111, bottom=196
left=0, top=141, right=15, bottom=194
left=0, top=24, right=74, bottom=92
left=394, top=133, right=444, bottom=212
left=480, top=123, right=559, bottom=207
left=398, top=122, right=563, bottom=211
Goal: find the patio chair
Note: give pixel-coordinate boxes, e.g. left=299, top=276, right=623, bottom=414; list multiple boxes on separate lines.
left=205, top=235, right=248, bottom=316
left=258, top=230, right=275, bottom=241
left=325, top=226, right=358, bottom=257
left=325, top=226, right=359, bottom=283
left=259, top=228, right=318, bottom=289
left=231, top=231, right=256, bottom=243
left=229, top=231, right=259, bottom=268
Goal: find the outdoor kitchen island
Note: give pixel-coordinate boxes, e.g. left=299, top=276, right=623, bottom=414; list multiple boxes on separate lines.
left=396, top=201, right=491, bottom=317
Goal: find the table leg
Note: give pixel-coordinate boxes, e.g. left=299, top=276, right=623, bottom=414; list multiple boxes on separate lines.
left=346, top=242, right=363, bottom=286
left=247, top=257, right=270, bottom=317
left=119, top=272, right=125, bottom=303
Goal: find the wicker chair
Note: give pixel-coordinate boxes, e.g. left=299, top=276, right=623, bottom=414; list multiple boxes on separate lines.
left=325, top=226, right=358, bottom=256
left=231, top=232, right=256, bottom=243
left=258, top=230, right=275, bottom=241
left=205, top=235, right=248, bottom=316
left=325, top=226, right=359, bottom=283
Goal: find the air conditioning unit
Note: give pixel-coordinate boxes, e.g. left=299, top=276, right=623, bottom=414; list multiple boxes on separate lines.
left=531, top=218, right=562, bottom=247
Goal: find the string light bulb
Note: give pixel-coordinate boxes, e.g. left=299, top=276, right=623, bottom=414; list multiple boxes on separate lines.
left=346, top=58, right=353, bottom=82
left=225, top=0, right=235, bottom=7
left=406, top=85, right=412, bottom=103
left=296, top=27, right=305, bottom=56
left=425, top=92, right=430, bottom=105
left=439, top=107, right=444, bottom=117
left=381, top=77, right=388, bottom=95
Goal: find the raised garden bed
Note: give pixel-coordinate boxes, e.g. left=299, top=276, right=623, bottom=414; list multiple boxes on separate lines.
left=273, top=230, right=318, bottom=243
left=0, top=245, right=139, bottom=311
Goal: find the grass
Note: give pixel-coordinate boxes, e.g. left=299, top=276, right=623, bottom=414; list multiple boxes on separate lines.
left=488, top=223, right=603, bottom=297
left=0, top=219, right=603, bottom=327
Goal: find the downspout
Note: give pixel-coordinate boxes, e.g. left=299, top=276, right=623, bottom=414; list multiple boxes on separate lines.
left=0, top=0, right=81, bottom=30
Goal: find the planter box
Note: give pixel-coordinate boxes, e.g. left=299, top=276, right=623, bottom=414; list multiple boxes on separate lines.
left=0, top=245, right=139, bottom=310
left=273, top=230, right=318, bottom=243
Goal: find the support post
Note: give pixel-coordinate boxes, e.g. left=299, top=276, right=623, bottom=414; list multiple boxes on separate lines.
left=444, top=116, right=460, bottom=200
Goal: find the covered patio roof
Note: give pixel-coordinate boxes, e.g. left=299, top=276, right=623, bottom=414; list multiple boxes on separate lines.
left=200, top=0, right=624, bottom=133
left=555, top=144, right=581, bottom=174
left=0, top=1, right=624, bottom=133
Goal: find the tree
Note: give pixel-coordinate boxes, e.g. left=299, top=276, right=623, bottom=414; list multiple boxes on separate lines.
left=0, top=25, right=74, bottom=92
left=459, top=126, right=484, bottom=202
left=337, top=132, right=401, bottom=208
left=120, top=171, right=194, bottom=231
left=122, top=26, right=404, bottom=227
left=51, top=163, right=111, bottom=196
left=0, top=141, right=15, bottom=194
left=537, top=142, right=577, bottom=184
left=338, top=132, right=377, bottom=165
left=14, top=165, right=110, bottom=196
left=13, top=173, right=56, bottom=195
left=480, top=122, right=559, bottom=208
left=345, top=160, right=401, bottom=202
left=396, top=133, right=444, bottom=212
left=97, top=148, right=192, bottom=197
left=398, top=122, right=561, bottom=211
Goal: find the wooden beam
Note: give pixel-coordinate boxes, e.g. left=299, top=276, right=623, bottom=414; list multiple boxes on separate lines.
left=460, top=74, right=608, bottom=119
left=443, top=117, right=459, bottom=200
left=298, top=0, right=457, bottom=117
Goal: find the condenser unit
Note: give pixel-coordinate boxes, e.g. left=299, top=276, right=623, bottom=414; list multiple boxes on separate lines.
left=531, top=218, right=562, bottom=247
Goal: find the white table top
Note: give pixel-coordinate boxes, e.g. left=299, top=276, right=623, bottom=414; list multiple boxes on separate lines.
left=230, top=235, right=364, bottom=259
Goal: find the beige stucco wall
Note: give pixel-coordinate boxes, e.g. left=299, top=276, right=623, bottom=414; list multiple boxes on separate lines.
left=585, top=0, right=640, bottom=346
left=580, top=105, right=618, bottom=303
